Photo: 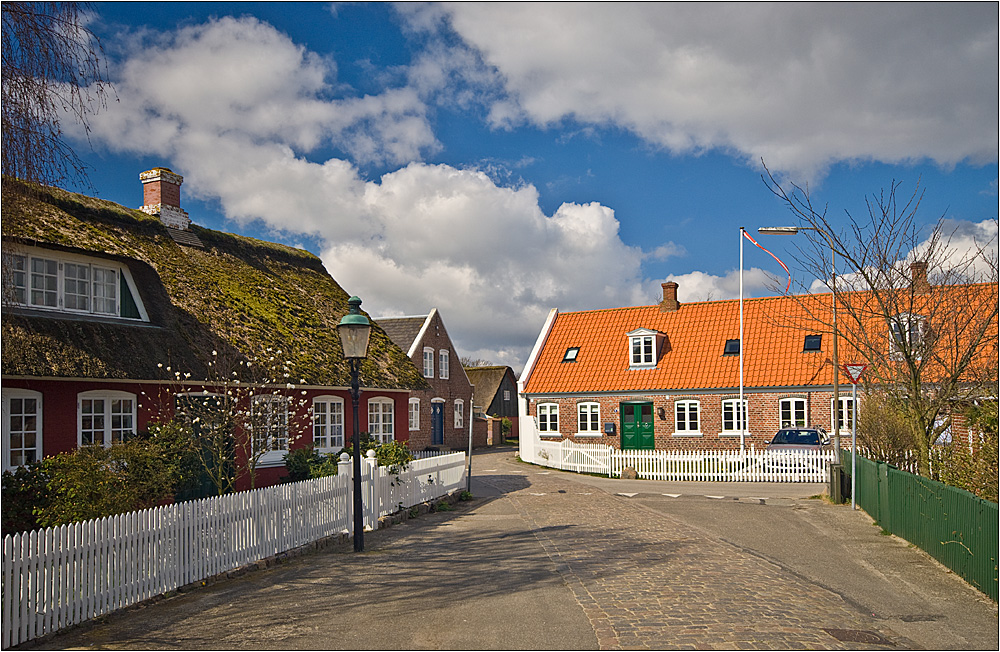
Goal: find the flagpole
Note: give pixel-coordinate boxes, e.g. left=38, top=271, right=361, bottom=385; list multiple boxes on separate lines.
left=739, top=227, right=745, bottom=452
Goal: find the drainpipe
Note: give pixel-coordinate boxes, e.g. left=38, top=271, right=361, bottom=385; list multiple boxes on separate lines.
left=466, top=389, right=474, bottom=493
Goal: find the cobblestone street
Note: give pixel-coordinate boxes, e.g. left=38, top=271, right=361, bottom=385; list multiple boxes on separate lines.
left=28, top=449, right=998, bottom=650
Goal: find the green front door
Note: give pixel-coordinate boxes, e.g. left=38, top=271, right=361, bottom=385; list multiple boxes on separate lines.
left=620, top=402, right=655, bottom=450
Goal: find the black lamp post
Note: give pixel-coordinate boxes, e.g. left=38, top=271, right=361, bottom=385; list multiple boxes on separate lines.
left=337, top=296, right=371, bottom=552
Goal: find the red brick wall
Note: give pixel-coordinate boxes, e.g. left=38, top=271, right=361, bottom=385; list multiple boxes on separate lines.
left=143, top=179, right=181, bottom=208
left=525, top=390, right=845, bottom=451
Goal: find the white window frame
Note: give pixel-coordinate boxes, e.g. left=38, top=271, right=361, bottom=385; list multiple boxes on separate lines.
left=409, top=397, right=420, bottom=431
left=312, top=395, right=345, bottom=452
left=2, top=389, right=43, bottom=472
left=833, top=396, right=854, bottom=434
left=454, top=399, right=464, bottom=428
left=626, top=328, right=661, bottom=368
left=251, top=394, right=290, bottom=465
left=779, top=398, right=807, bottom=428
left=577, top=402, right=601, bottom=435
left=368, top=397, right=395, bottom=443
left=537, top=402, right=559, bottom=435
left=423, top=347, right=435, bottom=378
left=890, top=313, right=926, bottom=357
left=721, top=398, right=748, bottom=435
left=4, top=246, right=147, bottom=321
left=78, top=390, right=136, bottom=448
left=674, top=400, right=701, bottom=436
left=439, top=350, right=450, bottom=379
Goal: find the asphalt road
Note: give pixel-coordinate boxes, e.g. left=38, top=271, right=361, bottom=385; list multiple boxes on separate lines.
left=22, top=448, right=998, bottom=650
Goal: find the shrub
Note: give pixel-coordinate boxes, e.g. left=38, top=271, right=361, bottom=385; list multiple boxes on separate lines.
left=1, top=462, right=49, bottom=535
left=282, top=445, right=340, bottom=482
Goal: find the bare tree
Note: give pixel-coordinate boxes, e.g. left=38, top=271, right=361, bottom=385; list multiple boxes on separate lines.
left=763, top=164, right=999, bottom=477
left=2, top=2, right=112, bottom=192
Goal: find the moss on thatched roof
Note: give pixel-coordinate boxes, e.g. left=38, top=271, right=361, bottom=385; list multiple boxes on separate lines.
left=2, top=181, right=427, bottom=390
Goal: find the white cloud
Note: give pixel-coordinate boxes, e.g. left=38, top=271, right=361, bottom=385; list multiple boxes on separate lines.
left=427, top=3, right=997, bottom=180
left=76, top=16, right=651, bottom=370
left=666, top=268, right=777, bottom=303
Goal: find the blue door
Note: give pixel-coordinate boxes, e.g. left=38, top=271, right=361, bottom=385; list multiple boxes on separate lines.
left=432, top=402, right=444, bottom=445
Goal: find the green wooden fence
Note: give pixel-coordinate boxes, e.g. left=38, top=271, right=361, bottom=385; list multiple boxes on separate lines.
left=845, top=454, right=998, bottom=601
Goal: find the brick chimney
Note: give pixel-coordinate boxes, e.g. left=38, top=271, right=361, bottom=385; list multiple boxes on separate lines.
left=659, top=281, right=680, bottom=312
left=910, top=261, right=930, bottom=294
left=140, top=167, right=190, bottom=230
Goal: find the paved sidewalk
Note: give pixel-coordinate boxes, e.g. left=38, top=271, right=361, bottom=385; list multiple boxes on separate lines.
left=24, top=448, right=997, bottom=650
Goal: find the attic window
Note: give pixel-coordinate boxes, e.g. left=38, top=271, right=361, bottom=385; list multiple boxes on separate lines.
left=3, top=246, right=147, bottom=321
left=562, top=347, right=580, bottom=362
left=803, top=334, right=822, bottom=351
left=723, top=339, right=740, bottom=356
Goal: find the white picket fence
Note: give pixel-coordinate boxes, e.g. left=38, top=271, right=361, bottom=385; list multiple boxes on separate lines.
left=526, top=437, right=836, bottom=483
left=1, top=452, right=466, bottom=648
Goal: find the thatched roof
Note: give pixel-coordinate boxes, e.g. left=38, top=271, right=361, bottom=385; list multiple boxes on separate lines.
left=1, top=181, right=428, bottom=390
left=464, top=366, right=513, bottom=408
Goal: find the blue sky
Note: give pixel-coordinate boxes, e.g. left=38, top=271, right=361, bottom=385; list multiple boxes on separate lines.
left=68, top=2, right=998, bottom=371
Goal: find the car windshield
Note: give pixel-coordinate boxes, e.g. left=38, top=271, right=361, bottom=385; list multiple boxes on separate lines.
left=771, top=429, right=821, bottom=445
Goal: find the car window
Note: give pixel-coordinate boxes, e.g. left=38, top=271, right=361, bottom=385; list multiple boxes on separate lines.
left=771, top=429, right=820, bottom=445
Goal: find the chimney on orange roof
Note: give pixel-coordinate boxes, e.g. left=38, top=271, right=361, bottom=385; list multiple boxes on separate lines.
left=139, top=167, right=191, bottom=230
left=910, top=261, right=930, bottom=294
left=660, top=281, right=680, bottom=312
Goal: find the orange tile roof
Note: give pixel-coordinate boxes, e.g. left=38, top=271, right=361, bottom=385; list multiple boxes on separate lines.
left=522, top=283, right=998, bottom=395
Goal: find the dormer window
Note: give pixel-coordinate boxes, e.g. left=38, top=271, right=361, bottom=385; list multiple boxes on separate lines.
left=3, top=246, right=147, bottom=321
left=890, top=314, right=925, bottom=352
left=803, top=334, right=822, bottom=352
left=723, top=339, right=740, bottom=356
left=627, top=328, right=663, bottom=368
left=562, top=347, right=580, bottom=362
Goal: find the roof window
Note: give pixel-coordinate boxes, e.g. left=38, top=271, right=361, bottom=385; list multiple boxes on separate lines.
left=723, top=339, right=740, bottom=356
left=803, top=334, right=822, bottom=351
left=562, top=347, right=580, bottom=362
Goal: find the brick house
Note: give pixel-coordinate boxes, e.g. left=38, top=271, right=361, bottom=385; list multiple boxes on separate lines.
left=1, top=171, right=426, bottom=490
left=375, top=310, right=475, bottom=451
left=518, top=275, right=997, bottom=452
left=464, top=365, right=520, bottom=442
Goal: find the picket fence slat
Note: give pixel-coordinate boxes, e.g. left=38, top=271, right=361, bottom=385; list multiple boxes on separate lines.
left=2, top=452, right=466, bottom=647
left=527, top=440, right=836, bottom=483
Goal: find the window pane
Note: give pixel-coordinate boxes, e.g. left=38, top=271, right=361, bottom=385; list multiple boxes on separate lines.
left=92, top=266, right=118, bottom=315
left=31, top=258, right=58, bottom=307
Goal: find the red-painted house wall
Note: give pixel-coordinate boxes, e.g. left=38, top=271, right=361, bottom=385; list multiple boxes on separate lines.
left=3, top=378, right=410, bottom=490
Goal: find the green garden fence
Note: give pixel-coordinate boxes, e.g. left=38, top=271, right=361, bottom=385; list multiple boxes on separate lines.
left=845, top=454, right=998, bottom=601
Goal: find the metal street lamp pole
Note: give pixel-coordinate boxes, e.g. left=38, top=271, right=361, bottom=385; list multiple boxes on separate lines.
left=337, top=296, right=372, bottom=553
left=758, top=226, right=841, bottom=462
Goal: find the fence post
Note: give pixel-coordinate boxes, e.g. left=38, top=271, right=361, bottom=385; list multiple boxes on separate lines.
left=365, top=449, right=379, bottom=530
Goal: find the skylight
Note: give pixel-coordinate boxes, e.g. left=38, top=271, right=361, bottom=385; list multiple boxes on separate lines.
left=562, top=347, right=580, bottom=362
left=803, top=334, right=822, bottom=351
left=723, top=339, right=740, bottom=356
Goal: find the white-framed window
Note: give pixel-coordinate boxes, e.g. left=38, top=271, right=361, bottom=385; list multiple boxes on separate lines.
left=409, top=398, right=420, bottom=431
left=721, top=398, right=747, bottom=433
left=3, top=389, right=42, bottom=471
left=78, top=390, right=135, bottom=447
left=779, top=398, right=807, bottom=428
left=538, top=403, right=559, bottom=434
left=454, top=399, right=464, bottom=428
left=439, top=350, right=450, bottom=379
left=251, top=394, right=289, bottom=463
left=4, top=247, right=144, bottom=320
left=889, top=313, right=926, bottom=356
left=833, top=396, right=854, bottom=433
left=631, top=335, right=655, bottom=365
left=423, top=348, right=434, bottom=378
left=674, top=400, right=701, bottom=434
left=503, top=390, right=511, bottom=401
left=312, top=396, right=344, bottom=451
left=577, top=402, right=600, bottom=434
left=368, top=397, right=395, bottom=443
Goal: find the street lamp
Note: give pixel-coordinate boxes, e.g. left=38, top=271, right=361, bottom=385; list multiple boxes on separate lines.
left=337, top=295, right=371, bottom=552
left=758, top=226, right=842, bottom=461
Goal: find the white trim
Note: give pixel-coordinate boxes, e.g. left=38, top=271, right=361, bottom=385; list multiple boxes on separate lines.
left=576, top=401, right=601, bottom=435
left=367, top=396, right=395, bottom=443
left=77, top=389, right=136, bottom=448
left=422, top=347, right=435, bottom=378
left=2, top=388, right=43, bottom=472
left=407, top=309, right=437, bottom=358
left=312, top=395, right=345, bottom=452
left=408, top=397, right=420, bottom=431
left=519, top=308, right=559, bottom=393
